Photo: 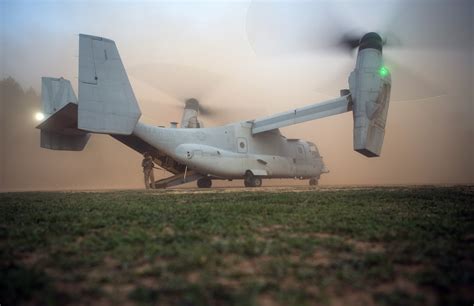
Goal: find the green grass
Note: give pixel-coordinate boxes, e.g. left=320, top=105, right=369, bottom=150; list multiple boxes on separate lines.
left=1, top=187, right=473, bottom=306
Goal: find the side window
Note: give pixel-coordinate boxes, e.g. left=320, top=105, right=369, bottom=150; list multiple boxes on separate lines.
left=237, top=137, right=248, bottom=153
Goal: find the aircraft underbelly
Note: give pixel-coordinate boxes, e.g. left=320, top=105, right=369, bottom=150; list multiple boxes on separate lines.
left=186, top=153, right=294, bottom=178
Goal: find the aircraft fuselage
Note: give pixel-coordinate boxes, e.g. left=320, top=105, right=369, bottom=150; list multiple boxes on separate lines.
left=133, top=121, right=326, bottom=179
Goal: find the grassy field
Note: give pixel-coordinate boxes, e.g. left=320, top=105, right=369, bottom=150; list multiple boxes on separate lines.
left=1, top=186, right=473, bottom=306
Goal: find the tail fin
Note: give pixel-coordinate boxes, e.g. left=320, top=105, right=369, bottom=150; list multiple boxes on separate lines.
left=78, top=34, right=141, bottom=135
left=37, top=77, right=90, bottom=151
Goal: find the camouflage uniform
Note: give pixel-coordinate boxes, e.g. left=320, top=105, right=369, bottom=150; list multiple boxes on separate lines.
left=142, top=154, right=155, bottom=189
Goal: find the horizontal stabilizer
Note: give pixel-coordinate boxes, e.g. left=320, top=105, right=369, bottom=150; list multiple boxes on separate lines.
left=37, top=103, right=80, bottom=132
left=36, top=102, right=90, bottom=151
left=40, top=130, right=90, bottom=151
left=78, top=34, right=141, bottom=135
left=252, top=95, right=352, bottom=134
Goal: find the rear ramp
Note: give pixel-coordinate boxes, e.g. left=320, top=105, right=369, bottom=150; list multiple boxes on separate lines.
left=154, top=170, right=204, bottom=189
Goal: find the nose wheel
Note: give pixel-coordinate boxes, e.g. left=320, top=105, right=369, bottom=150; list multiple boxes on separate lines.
left=309, top=178, right=318, bottom=186
left=197, top=177, right=212, bottom=188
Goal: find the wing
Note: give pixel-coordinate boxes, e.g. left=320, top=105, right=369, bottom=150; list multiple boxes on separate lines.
left=251, top=95, right=352, bottom=134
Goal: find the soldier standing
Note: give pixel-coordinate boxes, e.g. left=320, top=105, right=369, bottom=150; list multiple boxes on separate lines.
left=142, top=152, right=155, bottom=189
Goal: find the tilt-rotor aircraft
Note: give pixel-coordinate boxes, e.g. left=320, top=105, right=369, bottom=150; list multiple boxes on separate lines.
left=36, top=33, right=391, bottom=188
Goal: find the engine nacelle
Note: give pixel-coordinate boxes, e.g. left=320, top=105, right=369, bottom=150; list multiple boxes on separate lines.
left=349, top=33, right=391, bottom=157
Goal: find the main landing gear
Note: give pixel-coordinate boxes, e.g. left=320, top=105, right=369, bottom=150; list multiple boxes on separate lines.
left=244, top=171, right=262, bottom=187
left=197, top=177, right=212, bottom=188
left=309, top=178, right=319, bottom=186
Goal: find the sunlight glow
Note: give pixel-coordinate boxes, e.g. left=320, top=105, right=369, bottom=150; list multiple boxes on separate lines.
left=35, top=112, right=45, bottom=121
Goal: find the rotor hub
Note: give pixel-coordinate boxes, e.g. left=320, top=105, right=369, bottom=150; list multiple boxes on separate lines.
left=185, top=98, right=199, bottom=111
left=359, top=32, right=383, bottom=52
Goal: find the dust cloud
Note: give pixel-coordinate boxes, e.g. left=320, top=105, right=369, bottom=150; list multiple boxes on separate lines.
left=0, top=0, right=472, bottom=191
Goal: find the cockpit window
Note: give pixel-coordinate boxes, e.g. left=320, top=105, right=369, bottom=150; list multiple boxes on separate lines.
left=308, top=143, right=319, bottom=156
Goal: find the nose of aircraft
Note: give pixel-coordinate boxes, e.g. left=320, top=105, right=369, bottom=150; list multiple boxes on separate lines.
left=321, top=161, right=330, bottom=174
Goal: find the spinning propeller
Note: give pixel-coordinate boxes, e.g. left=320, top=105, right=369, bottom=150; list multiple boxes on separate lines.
left=182, top=98, right=214, bottom=117
left=245, top=1, right=451, bottom=102
left=129, top=63, right=224, bottom=118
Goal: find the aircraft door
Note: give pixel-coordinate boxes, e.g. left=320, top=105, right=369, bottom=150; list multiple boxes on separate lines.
left=237, top=137, right=248, bottom=153
left=296, top=145, right=305, bottom=160
left=293, top=144, right=308, bottom=177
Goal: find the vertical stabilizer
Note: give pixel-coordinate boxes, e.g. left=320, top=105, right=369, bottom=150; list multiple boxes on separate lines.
left=37, top=77, right=90, bottom=151
left=78, top=34, right=141, bottom=135
left=42, top=77, right=77, bottom=114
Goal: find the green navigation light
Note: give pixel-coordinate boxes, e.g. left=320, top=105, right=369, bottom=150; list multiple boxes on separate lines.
left=379, top=66, right=389, bottom=77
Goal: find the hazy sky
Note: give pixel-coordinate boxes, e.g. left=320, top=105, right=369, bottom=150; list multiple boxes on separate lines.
left=0, top=0, right=473, bottom=189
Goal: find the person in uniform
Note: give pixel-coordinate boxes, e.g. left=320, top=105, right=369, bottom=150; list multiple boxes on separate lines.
left=142, top=152, right=155, bottom=189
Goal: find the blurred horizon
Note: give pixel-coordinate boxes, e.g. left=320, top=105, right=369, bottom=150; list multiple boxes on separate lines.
left=0, top=0, right=473, bottom=191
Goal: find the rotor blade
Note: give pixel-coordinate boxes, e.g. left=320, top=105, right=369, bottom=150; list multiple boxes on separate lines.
left=384, top=56, right=446, bottom=102
left=338, top=34, right=361, bottom=52
left=128, top=63, right=224, bottom=101
left=165, top=99, right=217, bottom=118
left=245, top=1, right=337, bottom=56
left=313, top=53, right=446, bottom=103
left=246, top=1, right=405, bottom=57
left=247, top=0, right=467, bottom=58
left=129, top=63, right=228, bottom=118
left=325, top=1, right=468, bottom=52
left=198, top=104, right=214, bottom=117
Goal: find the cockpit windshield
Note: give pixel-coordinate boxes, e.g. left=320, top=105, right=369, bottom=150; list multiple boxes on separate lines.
left=308, top=142, right=319, bottom=157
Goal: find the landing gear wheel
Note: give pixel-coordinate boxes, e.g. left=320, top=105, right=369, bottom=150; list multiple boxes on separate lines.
left=253, top=177, right=262, bottom=187
left=244, top=172, right=262, bottom=187
left=197, top=177, right=212, bottom=188
left=309, top=178, right=318, bottom=186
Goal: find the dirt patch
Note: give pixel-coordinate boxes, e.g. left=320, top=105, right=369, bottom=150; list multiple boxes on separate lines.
left=309, top=249, right=332, bottom=266
left=234, top=259, right=256, bottom=274
left=346, top=239, right=385, bottom=253
left=259, top=224, right=288, bottom=233
left=102, top=283, right=135, bottom=300
left=221, top=255, right=272, bottom=276
left=187, top=271, right=200, bottom=283
left=257, top=293, right=280, bottom=306
left=263, top=229, right=386, bottom=255
left=161, top=225, right=176, bottom=237
left=394, top=263, right=424, bottom=275
left=309, top=233, right=385, bottom=253
left=374, top=277, right=437, bottom=305
left=134, top=262, right=153, bottom=275
left=216, top=276, right=241, bottom=289
left=103, top=256, right=121, bottom=269
left=329, top=289, right=375, bottom=306
left=376, top=277, right=421, bottom=295
left=18, top=251, right=47, bottom=266
left=143, top=186, right=383, bottom=196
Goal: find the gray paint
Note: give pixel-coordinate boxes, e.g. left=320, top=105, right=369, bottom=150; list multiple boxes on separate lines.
left=251, top=95, right=352, bottom=134
left=36, top=33, right=393, bottom=186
